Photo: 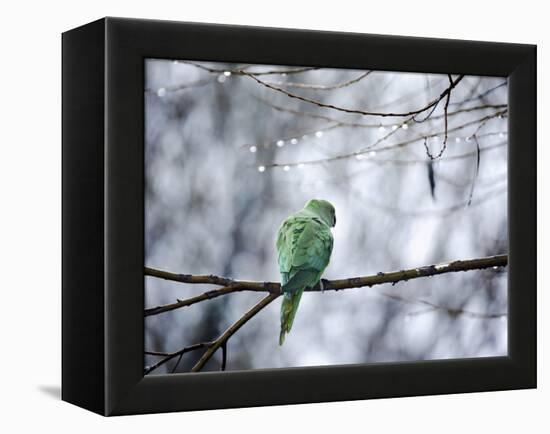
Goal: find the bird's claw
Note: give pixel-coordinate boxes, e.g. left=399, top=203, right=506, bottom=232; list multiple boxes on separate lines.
left=320, top=279, right=328, bottom=293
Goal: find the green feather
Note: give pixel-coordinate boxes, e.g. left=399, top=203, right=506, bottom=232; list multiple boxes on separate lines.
left=276, top=200, right=335, bottom=345
left=279, top=289, right=304, bottom=345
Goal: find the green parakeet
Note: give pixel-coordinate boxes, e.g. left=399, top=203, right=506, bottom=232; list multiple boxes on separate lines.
left=276, top=199, right=336, bottom=345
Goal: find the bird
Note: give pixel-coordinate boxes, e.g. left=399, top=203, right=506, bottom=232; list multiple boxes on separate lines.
left=276, top=199, right=335, bottom=345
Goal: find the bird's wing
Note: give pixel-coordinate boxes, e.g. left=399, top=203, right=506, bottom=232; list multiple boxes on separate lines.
left=276, top=216, right=333, bottom=292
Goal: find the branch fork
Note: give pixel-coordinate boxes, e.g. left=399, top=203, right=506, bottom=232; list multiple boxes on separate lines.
left=144, top=254, right=507, bottom=374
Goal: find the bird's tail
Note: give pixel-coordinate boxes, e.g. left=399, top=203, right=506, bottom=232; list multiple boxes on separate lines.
left=279, top=288, right=304, bottom=345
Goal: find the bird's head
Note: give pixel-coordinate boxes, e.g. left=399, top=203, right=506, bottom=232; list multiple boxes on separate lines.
left=304, top=199, right=336, bottom=227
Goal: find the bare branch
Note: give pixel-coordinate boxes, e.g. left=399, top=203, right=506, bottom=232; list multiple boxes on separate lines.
left=449, top=81, right=507, bottom=106
left=144, top=254, right=508, bottom=317
left=355, top=183, right=506, bottom=218
left=240, top=123, right=341, bottom=151
left=252, top=93, right=504, bottom=131
left=467, top=136, right=482, bottom=205
left=144, top=284, right=268, bottom=317
left=144, top=255, right=507, bottom=373
left=420, top=74, right=455, bottom=159
left=372, top=76, right=446, bottom=110
left=258, top=110, right=507, bottom=169
left=244, top=72, right=464, bottom=118
left=145, top=267, right=279, bottom=291
left=191, top=293, right=280, bottom=372
left=435, top=170, right=506, bottom=189
left=146, top=267, right=241, bottom=286
left=374, top=140, right=505, bottom=166
left=272, top=141, right=505, bottom=193
left=144, top=341, right=213, bottom=375
left=381, top=292, right=506, bottom=319
left=252, top=95, right=384, bottom=128
left=145, top=77, right=214, bottom=95
left=262, top=71, right=372, bottom=91
left=182, top=61, right=319, bottom=76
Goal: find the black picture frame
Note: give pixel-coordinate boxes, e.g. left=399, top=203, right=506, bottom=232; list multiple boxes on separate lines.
left=62, top=17, right=536, bottom=416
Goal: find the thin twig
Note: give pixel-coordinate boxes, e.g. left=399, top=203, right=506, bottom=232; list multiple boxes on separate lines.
left=373, top=141, right=505, bottom=166
left=381, top=292, right=506, bottom=319
left=262, top=71, right=372, bottom=91
left=240, top=123, right=341, bottom=150
left=449, top=81, right=507, bottom=106
left=356, top=183, right=506, bottom=218
left=145, top=77, right=214, bottom=94
left=412, top=97, right=441, bottom=123
left=258, top=110, right=507, bottom=169
left=423, top=74, right=454, bottom=159
left=373, top=76, right=446, bottom=110
left=243, top=120, right=505, bottom=152
left=274, top=141, right=505, bottom=193
left=244, top=72, right=464, bottom=118
left=144, top=341, right=213, bottom=375
left=191, top=293, right=280, bottom=372
left=467, top=136, right=482, bottom=205
left=435, top=170, right=506, bottom=190
left=182, top=61, right=319, bottom=76
left=171, top=353, right=184, bottom=373
left=253, top=93, right=504, bottom=131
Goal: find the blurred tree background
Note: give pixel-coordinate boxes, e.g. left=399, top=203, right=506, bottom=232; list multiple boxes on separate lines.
left=144, top=59, right=508, bottom=374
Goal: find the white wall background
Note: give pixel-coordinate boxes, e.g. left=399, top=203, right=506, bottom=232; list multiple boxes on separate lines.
left=0, top=0, right=546, bottom=432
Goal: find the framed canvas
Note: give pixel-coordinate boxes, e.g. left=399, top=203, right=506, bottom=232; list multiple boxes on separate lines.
left=62, top=17, right=536, bottom=416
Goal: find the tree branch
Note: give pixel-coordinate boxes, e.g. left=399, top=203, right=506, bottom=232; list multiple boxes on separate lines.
left=363, top=140, right=505, bottom=166
left=144, top=284, right=268, bottom=316
left=381, top=292, right=507, bottom=319
left=423, top=74, right=455, bottom=159
left=144, top=341, right=213, bottom=375
left=182, top=61, right=319, bottom=76
left=144, top=267, right=279, bottom=290
left=258, top=110, right=507, bottom=170
left=251, top=93, right=504, bottom=133
left=262, top=70, right=372, bottom=91
left=145, top=77, right=214, bottom=95
left=449, top=81, right=507, bottom=106
left=353, top=183, right=506, bottom=218
left=191, top=293, right=280, bottom=372
left=244, top=72, right=464, bottom=118
left=145, top=254, right=508, bottom=317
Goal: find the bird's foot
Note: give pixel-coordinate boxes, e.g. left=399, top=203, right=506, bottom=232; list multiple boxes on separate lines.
left=320, top=279, right=329, bottom=293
